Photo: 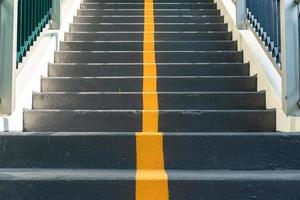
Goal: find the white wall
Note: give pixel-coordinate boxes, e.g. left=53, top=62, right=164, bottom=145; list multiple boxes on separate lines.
left=0, top=0, right=81, bottom=131
left=215, top=0, right=300, bottom=131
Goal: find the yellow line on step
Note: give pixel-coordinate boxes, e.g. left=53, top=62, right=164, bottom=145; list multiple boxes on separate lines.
left=136, top=0, right=169, bottom=200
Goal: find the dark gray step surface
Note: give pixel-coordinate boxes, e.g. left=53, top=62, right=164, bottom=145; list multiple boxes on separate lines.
left=54, top=51, right=243, bottom=63
left=80, top=3, right=217, bottom=9
left=73, top=16, right=224, bottom=23
left=0, top=133, right=136, bottom=169
left=64, top=31, right=232, bottom=41
left=48, top=63, right=249, bottom=77
left=23, top=109, right=275, bottom=132
left=69, top=23, right=228, bottom=32
left=77, top=9, right=220, bottom=16
left=32, top=92, right=265, bottom=110
left=1, top=169, right=300, bottom=200
left=1, top=132, right=300, bottom=169
left=23, top=110, right=142, bottom=132
left=60, top=41, right=237, bottom=51
left=164, top=132, right=300, bottom=170
left=41, top=76, right=257, bottom=92
left=84, top=0, right=214, bottom=2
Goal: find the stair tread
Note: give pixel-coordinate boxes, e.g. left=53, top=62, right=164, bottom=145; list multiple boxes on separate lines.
left=1, top=168, right=300, bottom=181
left=0, top=131, right=287, bottom=136
left=42, top=75, right=255, bottom=78
left=24, top=109, right=276, bottom=111
left=33, top=91, right=264, bottom=94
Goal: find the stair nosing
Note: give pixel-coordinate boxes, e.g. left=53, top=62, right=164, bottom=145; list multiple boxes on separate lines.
left=0, top=168, right=299, bottom=181
left=33, top=91, right=265, bottom=95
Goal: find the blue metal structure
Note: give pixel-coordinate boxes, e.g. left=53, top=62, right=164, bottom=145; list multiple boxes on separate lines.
left=17, top=0, right=52, bottom=65
left=246, top=0, right=281, bottom=64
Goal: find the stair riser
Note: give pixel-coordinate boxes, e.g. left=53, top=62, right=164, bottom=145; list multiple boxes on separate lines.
left=158, top=110, right=276, bottom=132
left=48, top=64, right=249, bottom=77
left=0, top=181, right=135, bottom=200
left=23, top=110, right=275, bottom=132
left=0, top=134, right=136, bottom=168
left=69, top=24, right=228, bottom=32
left=41, top=77, right=256, bottom=92
left=80, top=3, right=217, bottom=9
left=49, top=64, right=144, bottom=77
left=1, top=177, right=299, bottom=200
left=60, top=41, right=237, bottom=51
left=23, top=111, right=142, bottom=132
left=54, top=52, right=243, bottom=63
left=165, top=133, right=300, bottom=170
left=77, top=9, right=220, bottom=16
left=1, top=133, right=299, bottom=169
left=33, top=92, right=265, bottom=110
left=33, top=93, right=143, bottom=110
left=64, top=32, right=232, bottom=42
left=73, top=16, right=224, bottom=23
left=169, top=180, right=300, bottom=200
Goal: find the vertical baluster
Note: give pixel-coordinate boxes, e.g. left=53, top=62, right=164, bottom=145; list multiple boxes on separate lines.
left=270, top=0, right=275, bottom=50
left=39, top=0, right=42, bottom=33
left=34, top=0, right=37, bottom=40
left=26, top=0, right=29, bottom=52
left=266, top=0, right=271, bottom=39
left=275, top=0, right=279, bottom=49
left=29, top=0, right=33, bottom=44
left=22, top=0, right=26, bottom=61
left=17, top=0, right=22, bottom=64
left=42, top=0, right=44, bottom=27
left=277, top=0, right=281, bottom=57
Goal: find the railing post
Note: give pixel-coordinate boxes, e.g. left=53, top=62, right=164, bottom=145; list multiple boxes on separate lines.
left=51, top=0, right=61, bottom=29
left=280, top=0, right=300, bottom=116
left=0, top=0, right=18, bottom=114
left=236, top=0, right=247, bottom=29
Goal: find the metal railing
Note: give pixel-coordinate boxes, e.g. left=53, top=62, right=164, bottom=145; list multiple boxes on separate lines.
left=0, top=0, right=73, bottom=114
left=17, top=0, right=52, bottom=64
left=246, top=0, right=281, bottom=64
left=236, top=0, right=300, bottom=116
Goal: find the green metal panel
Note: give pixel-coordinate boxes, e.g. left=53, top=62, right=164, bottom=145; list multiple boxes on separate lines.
left=16, top=0, right=52, bottom=65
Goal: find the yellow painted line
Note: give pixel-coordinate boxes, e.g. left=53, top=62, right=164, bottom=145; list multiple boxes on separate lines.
left=136, top=0, right=169, bottom=200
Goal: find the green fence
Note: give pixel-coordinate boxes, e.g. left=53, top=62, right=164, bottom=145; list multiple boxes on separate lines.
left=17, top=0, right=52, bottom=65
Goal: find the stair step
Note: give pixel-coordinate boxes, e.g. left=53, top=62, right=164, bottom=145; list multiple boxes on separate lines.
left=48, top=63, right=249, bottom=77
left=1, top=132, right=300, bottom=169
left=41, top=76, right=257, bottom=92
left=0, top=132, right=136, bottom=168
left=60, top=41, right=237, bottom=51
left=23, top=109, right=275, bottom=132
left=73, top=16, right=224, bottom=23
left=1, top=169, right=299, bottom=199
left=23, top=110, right=142, bottom=132
left=80, top=3, right=217, bottom=9
left=77, top=9, right=220, bottom=16
left=64, top=31, right=232, bottom=41
left=32, top=92, right=265, bottom=110
left=69, top=23, right=227, bottom=32
left=54, top=51, right=243, bottom=63
left=164, top=132, right=300, bottom=170
left=83, top=0, right=215, bottom=2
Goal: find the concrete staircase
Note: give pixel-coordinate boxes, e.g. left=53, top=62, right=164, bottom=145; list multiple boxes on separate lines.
left=1, top=0, right=300, bottom=199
